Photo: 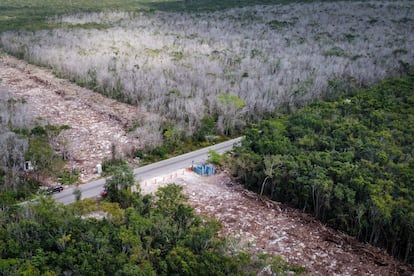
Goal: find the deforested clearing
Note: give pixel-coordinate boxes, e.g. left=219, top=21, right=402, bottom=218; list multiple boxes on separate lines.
left=0, top=55, right=150, bottom=183
left=143, top=171, right=413, bottom=275
left=1, top=1, right=413, bottom=137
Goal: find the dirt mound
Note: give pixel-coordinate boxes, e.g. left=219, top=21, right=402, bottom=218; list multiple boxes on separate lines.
left=0, top=54, right=146, bottom=182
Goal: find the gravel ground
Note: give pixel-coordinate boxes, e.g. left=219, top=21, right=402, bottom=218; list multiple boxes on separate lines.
left=0, top=54, right=145, bottom=183
left=141, top=170, right=412, bottom=275
left=1, top=54, right=411, bottom=275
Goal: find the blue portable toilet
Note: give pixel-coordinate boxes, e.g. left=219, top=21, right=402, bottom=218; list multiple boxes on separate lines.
left=193, top=163, right=215, bottom=176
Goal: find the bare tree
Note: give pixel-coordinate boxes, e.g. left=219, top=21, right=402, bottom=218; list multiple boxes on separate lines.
left=0, top=87, right=31, bottom=190
left=1, top=1, right=413, bottom=141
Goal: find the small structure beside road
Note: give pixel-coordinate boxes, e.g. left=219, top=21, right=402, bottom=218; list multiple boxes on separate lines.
left=193, top=163, right=215, bottom=176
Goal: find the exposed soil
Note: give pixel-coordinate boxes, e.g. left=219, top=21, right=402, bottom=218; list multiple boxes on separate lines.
left=1, top=54, right=412, bottom=275
left=0, top=54, right=145, bottom=183
left=141, top=170, right=413, bottom=275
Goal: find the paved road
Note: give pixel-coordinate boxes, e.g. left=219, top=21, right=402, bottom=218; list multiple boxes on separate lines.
left=53, top=137, right=242, bottom=204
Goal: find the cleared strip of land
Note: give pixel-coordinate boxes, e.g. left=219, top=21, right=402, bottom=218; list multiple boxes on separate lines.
left=138, top=171, right=412, bottom=275
left=0, top=54, right=145, bottom=182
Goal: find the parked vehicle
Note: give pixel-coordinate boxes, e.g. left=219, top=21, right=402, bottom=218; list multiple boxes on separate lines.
left=46, top=184, right=64, bottom=194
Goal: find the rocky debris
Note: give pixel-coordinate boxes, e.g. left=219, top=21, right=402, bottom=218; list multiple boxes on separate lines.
left=0, top=55, right=147, bottom=182
left=1, top=53, right=412, bottom=275
left=142, top=171, right=413, bottom=275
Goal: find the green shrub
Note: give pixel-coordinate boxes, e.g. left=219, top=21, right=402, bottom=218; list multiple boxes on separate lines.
left=59, top=169, right=79, bottom=185
left=207, top=150, right=222, bottom=165
left=101, top=158, right=128, bottom=176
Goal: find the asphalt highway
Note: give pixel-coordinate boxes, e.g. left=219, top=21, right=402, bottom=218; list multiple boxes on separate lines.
left=53, top=137, right=242, bottom=204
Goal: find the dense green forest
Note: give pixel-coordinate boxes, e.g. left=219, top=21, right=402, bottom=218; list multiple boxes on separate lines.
left=0, top=167, right=302, bottom=275
left=1, top=0, right=413, bottom=270
left=230, top=73, right=414, bottom=263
